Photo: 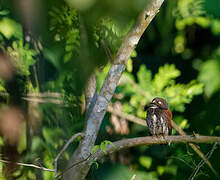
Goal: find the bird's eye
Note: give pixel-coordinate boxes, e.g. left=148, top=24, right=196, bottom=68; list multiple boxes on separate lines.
left=158, top=101, right=162, bottom=104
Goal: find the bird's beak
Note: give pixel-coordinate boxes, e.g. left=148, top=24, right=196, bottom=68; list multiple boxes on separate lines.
left=144, top=102, right=158, bottom=110
left=148, top=102, right=158, bottom=108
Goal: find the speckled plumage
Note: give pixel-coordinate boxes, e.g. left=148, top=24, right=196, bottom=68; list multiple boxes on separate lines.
left=146, top=97, right=172, bottom=136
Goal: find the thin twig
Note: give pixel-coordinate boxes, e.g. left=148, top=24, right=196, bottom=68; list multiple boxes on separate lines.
left=0, top=91, right=62, bottom=98
left=169, top=156, right=194, bottom=169
left=27, top=92, right=62, bottom=98
left=56, top=154, right=92, bottom=179
left=0, top=159, right=54, bottom=172
left=53, top=133, right=85, bottom=180
left=108, top=105, right=146, bottom=126
left=189, top=142, right=218, bottom=180
left=0, top=91, right=65, bottom=105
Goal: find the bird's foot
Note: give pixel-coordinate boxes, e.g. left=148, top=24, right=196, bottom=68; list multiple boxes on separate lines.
left=162, top=135, right=171, bottom=146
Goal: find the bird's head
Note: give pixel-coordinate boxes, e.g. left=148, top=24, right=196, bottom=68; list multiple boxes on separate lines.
left=148, top=97, right=169, bottom=110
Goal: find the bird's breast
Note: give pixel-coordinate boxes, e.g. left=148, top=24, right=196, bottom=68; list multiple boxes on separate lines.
left=146, top=108, right=169, bottom=135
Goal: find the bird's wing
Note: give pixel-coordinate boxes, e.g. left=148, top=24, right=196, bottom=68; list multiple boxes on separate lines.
left=165, top=109, right=172, bottom=135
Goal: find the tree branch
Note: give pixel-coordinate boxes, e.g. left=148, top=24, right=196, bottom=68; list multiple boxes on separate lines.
left=107, top=105, right=218, bottom=177
left=94, top=136, right=220, bottom=160
left=108, top=105, right=147, bottom=126
left=64, top=1, right=165, bottom=180
left=0, top=159, right=54, bottom=172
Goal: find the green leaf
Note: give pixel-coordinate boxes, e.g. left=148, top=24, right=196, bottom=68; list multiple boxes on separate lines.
left=0, top=18, right=22, bottom=39
left=0, top=79, right=6, bottom=91
left=157, top=165, right=177, bottom=176
left=7, top=40, right=38, bottom=76
left=153, top=64, right=181, bottom=93
left=31, top=136, right=43, bottom=152
left=126, top=59, right=133, bottom=72
left=17, top=122, right=26, bottom=154
left=92, top=145, right=100, bottom=154
left=102, top=140, right=115, bottom=147
left=137, top=65, right=152, bottom=91
left=0, top=10, right=9, bottom=15
left=139, top=156, right=152, bottom=169
left=198, top=59, right=220, bottom=97
left=64, top=52, right=73, bottom=62
left=42, top=127, right=63, bottom=148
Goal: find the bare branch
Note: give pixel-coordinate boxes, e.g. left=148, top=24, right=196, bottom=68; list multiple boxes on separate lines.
left=94, top=136, right=220, bottom=160
left=53, top=133, right=85, bottom=180
left=0, top=159, right=54, bottom=172
left=0, top=91, right=64, bottom=105
left=27, top=92, right=62, bottom=98
left=0, top=92, right=62, bottom=98
left=108, top=105, right=146, bottom=126
left=22, top=97, right=64, bottom=105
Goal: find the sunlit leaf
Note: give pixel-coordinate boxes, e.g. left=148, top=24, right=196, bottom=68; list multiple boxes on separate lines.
left=139, top=156, right=152, bottom=169
left=198, top=59, right=220, bottom=97
left=0, top=18, right=22, bottom=39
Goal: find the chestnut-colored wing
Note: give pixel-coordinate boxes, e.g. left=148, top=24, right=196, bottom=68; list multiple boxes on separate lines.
left=165, top=109, right=172, bottom=135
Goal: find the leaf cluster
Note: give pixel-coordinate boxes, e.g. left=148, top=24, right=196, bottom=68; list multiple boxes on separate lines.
left=49, top=5, right=80, bottom=63
left=119, top=64, right=203, bottom=117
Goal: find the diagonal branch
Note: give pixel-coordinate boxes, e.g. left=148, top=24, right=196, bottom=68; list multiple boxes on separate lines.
left=64, top=1, right=165, bottom=180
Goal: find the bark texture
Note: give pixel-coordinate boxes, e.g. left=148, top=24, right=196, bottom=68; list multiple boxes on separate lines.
left=94, top=135, right=220, bottom=161
left=63, top=1, right=164, bottom=179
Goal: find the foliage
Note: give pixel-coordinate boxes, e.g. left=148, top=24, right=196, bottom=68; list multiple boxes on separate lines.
left=198, top=59, right=220, bottom=97
left=7, top=41, right=38, bottom=76
left=49, top=5, right=80, bottom=63
left=94, top=17, right=132, bottom=54
left=0, top=13, right=37, bottom=77
left=0, top=17, right=22, bottom=39
left=0, top=0, right=219, bottom=180
left=119, top=64, right=203, bottom=115
left=92, top=140, right=115, bottom=155
left=0, top=79, right=5, bottom=92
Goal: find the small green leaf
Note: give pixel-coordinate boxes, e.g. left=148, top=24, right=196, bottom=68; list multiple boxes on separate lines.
left=198, top=59, right=220, bottom=97
left=0, top=18, right=22, bottom=39
left=153, top=64, right=181, bottom=92
left=92, top=145, right=100, bottom=154
left=139, top=156, right=152, bottom=169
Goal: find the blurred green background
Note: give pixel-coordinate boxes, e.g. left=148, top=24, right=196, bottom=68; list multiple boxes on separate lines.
left=0, top=0, right=220, bottom=179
